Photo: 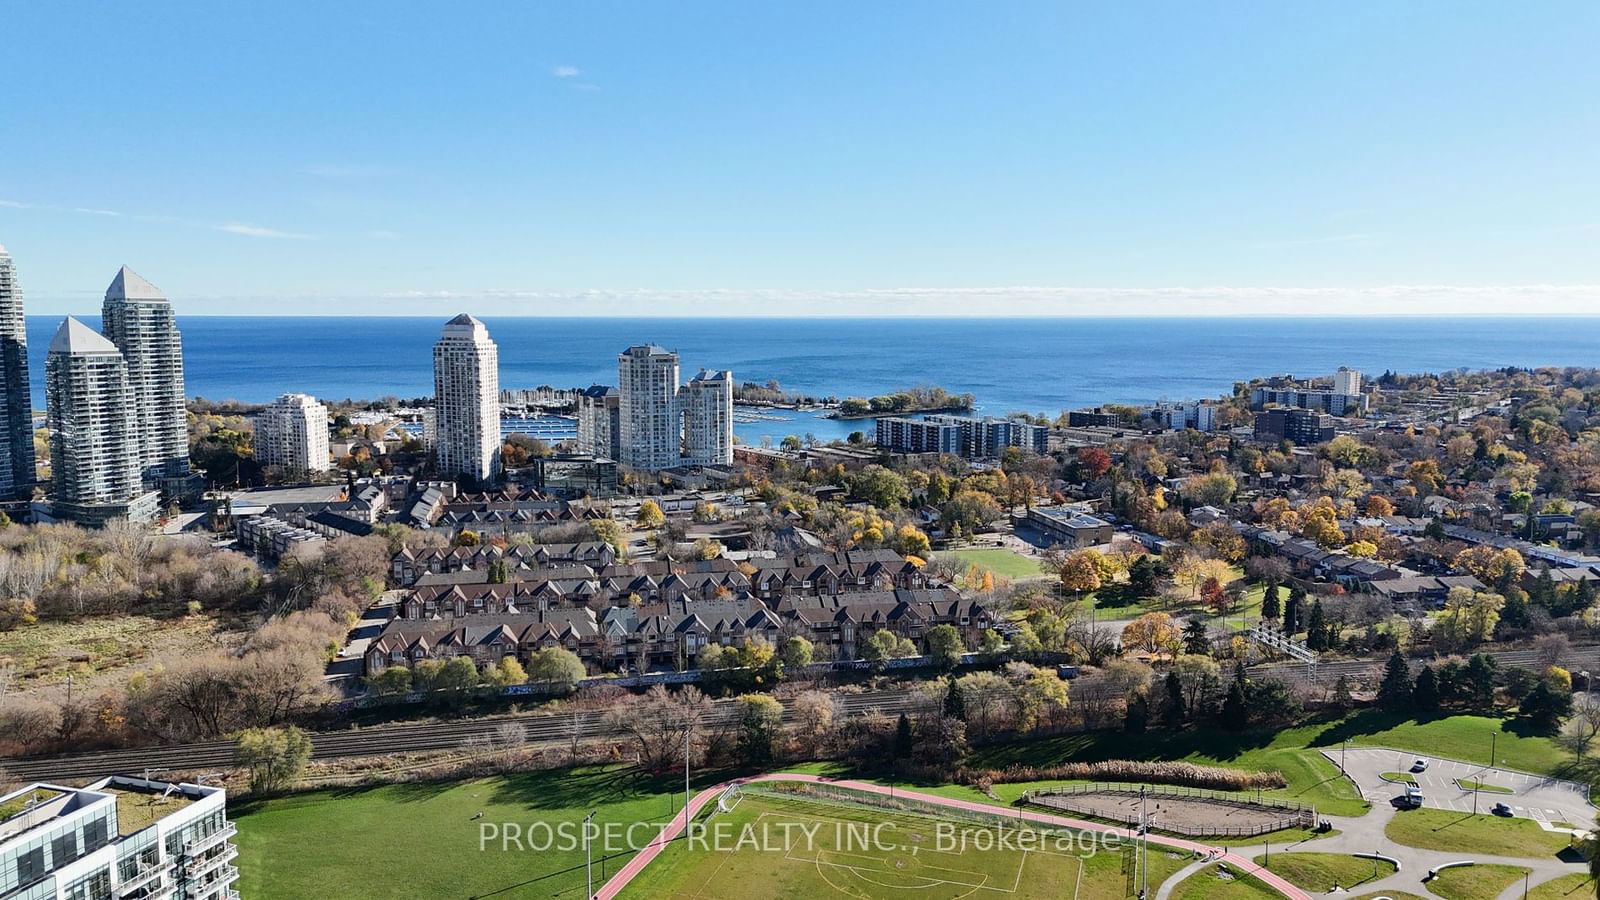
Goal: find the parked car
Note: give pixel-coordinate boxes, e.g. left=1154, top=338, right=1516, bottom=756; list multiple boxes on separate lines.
left=1410, top=758, right=1429, bottom=773
left=1491, top=803, right=1513, bottom=817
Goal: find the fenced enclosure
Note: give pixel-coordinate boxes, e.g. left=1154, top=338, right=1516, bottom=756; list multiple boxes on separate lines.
left=1024, top=782, right=1316, bottom=838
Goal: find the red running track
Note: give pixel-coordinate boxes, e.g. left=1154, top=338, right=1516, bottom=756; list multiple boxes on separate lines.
left=593, top=773, right=1311, bottom=900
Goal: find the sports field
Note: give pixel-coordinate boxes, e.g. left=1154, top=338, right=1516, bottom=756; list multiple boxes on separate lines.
left=619, top=789, right=1192, bottom=899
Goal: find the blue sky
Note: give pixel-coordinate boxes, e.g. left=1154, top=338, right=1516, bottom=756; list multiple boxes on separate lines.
left=3, top=1, right=1598, bottom=316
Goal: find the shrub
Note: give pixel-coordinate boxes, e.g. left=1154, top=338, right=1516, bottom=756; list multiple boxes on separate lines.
left=959, top=759, right=1285, bottom=791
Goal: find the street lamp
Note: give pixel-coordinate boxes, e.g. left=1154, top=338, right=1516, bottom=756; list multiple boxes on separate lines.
left=584, top=811, right=597, bottom=899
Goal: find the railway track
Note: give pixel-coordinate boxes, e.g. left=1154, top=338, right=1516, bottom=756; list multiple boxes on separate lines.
left=7, top=642, right=1595, bottom=785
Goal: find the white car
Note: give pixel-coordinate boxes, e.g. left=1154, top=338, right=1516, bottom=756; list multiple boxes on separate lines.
left=1410, top=758, right=1429, bottom=773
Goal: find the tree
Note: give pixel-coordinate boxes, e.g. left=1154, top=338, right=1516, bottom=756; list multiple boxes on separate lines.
left=1282, top=590, right=1301, bottom=635
left=1261, top=582, right=1281, bottom=621
left=779, top=636, right=814, bottom=670
left=527, top=647, right=587, bottom=693
left=926, top=625, right=965, bottom=672
left=605, top=685, right=709, bottom=774
left=1377, top=650, right=1412, bottom=711
left=1015, top=669, right=1071, bottom=732
left=1057, top=549, right=1104, bottom=596
left=735, top=693, right=784, bottom=766
left=1305, top=600, right=1328, bottom=651
left=894, top=712, right=914, bottom=759
left=1520, top=682, right=1572, bottom=733
left=850, top=465, right=911, bottom=509
left=1184, top=470, right=1238, bottom=507
left=1163, top=671, right=1185, bottom=726
left=1219, top=676, right=1248, bottom=730
left=1200, top=577, right=1228, bottom=614
left=636, top=500, right=666, bottom=529
left=1182, top=618, right=1210, bottom=656
left=1124, top=692, right=1149, bottom=733
left=1463, top=653, right=1498, bottom=708
left=1121, top=612, right=1181, bottom=657
left=436, top=656, right=480, bottom=698
left=367, top=666, right=413, bottom=697
left=234, top=726, right=312, bottom=794
left=487, top=656, right=528, bottom=689
left=1412, top=665, right=1440, bottom=712
left=1173, top=654, right=1221, bottom=717
left=943, top=675, right=966, bottom=721
left=1559, top=695, right=1600, bottom=761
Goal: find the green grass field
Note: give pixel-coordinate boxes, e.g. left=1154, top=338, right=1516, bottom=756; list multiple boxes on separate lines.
left=1384, top=808, right=1573, bottom=859
left=1168, top=862, right=1282, bottom=899
left=1427, top=863, right=1531, bottom=900
left=619, top=789, right=1190, bottom=899
left=1251, top=852, right=1395, bottom=892
left=1457, top=778, right=1513, bottom=793
left=233, top=766, right=690, bottom=899
left=1528, top=872, right=1595, bottom=899
left=1382, top=771, right=1418, bottom=784
left=942, top=548, right=1046, bottom=579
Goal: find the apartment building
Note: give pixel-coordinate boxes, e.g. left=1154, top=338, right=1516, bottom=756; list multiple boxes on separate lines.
left=0, top=776, right=238, bottom=900
left=0, top=247, right=34, bottom=504
left=101, top=267, right=190, bottom=492
left=252, top=393, right=330, bottom=474
left=1251, top=386, right=1367, bottom=417
left=433, top=314, right=501, bottom=483
left=575, top=385, right=621, bottom=460
left=682, top=370, right=734, bottom=466
left=43, top=318, right=159, bottom=527
left=875, top=417, right=960, bottom=455
left=1253, top=407, right=1335, bottom=446
left=617, top=345, right=682, bottom=470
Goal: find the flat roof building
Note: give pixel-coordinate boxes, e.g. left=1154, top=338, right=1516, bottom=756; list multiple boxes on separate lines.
left=0, top=776, right=237, bottom=900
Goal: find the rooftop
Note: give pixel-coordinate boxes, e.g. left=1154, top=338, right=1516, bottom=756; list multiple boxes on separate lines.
left=105, top=785, right=198, bottom=836
left=105, top=265, right=166, bottom=302
left=48, top=316, right=122, bottom=356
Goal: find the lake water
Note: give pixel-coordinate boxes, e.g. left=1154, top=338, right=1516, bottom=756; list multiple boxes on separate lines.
left=21, top=316, right=1600, bottom=444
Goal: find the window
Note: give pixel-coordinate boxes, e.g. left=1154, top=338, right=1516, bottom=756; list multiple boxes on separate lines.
left=52, top=831, right=78, bottom=867
left=16, top=847, right=45, bottom=886
left=82, top=817, right=109, bottom=850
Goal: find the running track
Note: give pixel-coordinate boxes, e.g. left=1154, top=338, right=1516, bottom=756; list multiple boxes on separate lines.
left=593, top=773, right=1311, bottom=900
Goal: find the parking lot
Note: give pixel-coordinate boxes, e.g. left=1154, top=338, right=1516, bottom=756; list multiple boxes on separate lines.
left=1329, top=747, right=1594, bottom=830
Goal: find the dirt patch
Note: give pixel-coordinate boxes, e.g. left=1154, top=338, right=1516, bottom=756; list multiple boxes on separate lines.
left=1034, top=791, right=1300, bottom=835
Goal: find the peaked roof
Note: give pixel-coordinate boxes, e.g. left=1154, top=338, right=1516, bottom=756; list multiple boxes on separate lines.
left=105, top=266, right=166, bottom=301
left=440, top=313, right=490, bottom=340
left=49, top=316, right=122, bottom=356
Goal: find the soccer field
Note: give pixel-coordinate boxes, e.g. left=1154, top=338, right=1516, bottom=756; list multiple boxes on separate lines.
left=619, top=789, right=1193, bottom=899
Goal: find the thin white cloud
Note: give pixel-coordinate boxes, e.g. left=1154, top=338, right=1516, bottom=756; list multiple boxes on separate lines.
left=217, top=223, right=315, bottom=240
left=552, top=65, right=580, bottom=78
left=367, top=284, right=1600, bottom=317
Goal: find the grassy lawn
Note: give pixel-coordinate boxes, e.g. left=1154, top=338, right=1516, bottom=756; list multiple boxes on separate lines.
left=1528, top=872, right=1596, bottom=899
left=1321, top=710, right=1568, bottom=776
left=620, top=789, right=1186, bottom=899
left=941, top=548, right=1045, bottom=579
left=1350, top=894, right=1430, bottom=900
left=1427, top=863, right=1531, bottom=900
left=0, top=613, right=250, bottom=694
left=1457, top=778, right=1513, bottom=794
left=1251, top=852, right=1395, bottom=892
left=233, top=766, right=694, bottom=899
left=960, top=720, right=1370, bottom=817
left=1168, top=862, right=1283, bottom=899
left=1382, top=771, right=1418, bottom=784
left=1384, top=808, right=1573, bottom=859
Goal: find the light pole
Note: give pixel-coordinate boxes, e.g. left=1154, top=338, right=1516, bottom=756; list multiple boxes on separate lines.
left=1341, top=738, right=1348, bottom=774
left=584, top=811, right=597, bottom=899
left=1139, top=786, right=1148, bottom=900
left=683, top=727, right=692, bottom=838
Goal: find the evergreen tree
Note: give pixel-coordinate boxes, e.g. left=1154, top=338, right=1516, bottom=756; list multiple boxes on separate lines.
left=1220, top=677, right=1249, bottom=730
left=1520, top=682, right=1573, bottom=733
left=1163, top=671, right=1185, bottom=726
left=1124, top=693, right=1149, bottom=733
left=1464, top=653, right=1498, bottom=708
left=1377, top=650, right=1412, bottom=711
left=1283, top=592, right=1302, bottom=636
left=1499, top=587, right=1530, bottom=632
left=1411, top=665, right=1440, bottom=711
left=1305, top=600, right=1327, bottom=651
left=1182, top=618, right=1210, bottom=656
left=894, top=712, right=914, bottom=758
left=1261, top=581, right=1281, bottom=621
left=1529, top=566, right=1557, bottom=610
left=943, top=675, right=965, bottom=721
left=1331, top=674, right=1354, bottom=709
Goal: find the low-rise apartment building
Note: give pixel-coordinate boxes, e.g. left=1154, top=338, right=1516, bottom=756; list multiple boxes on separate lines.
left=0, top=776, right=238, bottom=900
left=390, top=541, right=618, bottom=586
left=1023, top=507, right=1114, bottom=548
left=1252, top=408, right=1335, bottom=446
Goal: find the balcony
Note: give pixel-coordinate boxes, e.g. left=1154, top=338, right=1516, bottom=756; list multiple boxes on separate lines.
left=183, top=822, right=237, bottom=856
left=184, top=843, right=239, bottom=880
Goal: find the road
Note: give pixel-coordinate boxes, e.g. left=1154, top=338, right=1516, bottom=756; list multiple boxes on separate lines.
left=1333, top=746, right=1594, bottom=830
